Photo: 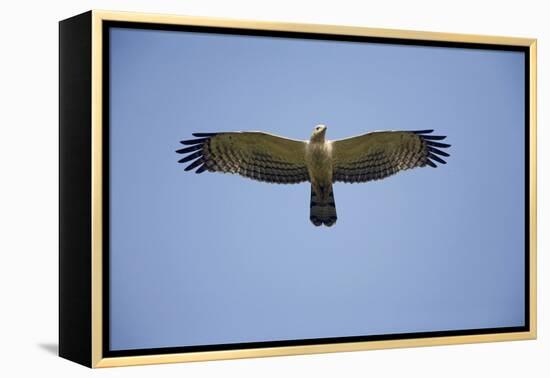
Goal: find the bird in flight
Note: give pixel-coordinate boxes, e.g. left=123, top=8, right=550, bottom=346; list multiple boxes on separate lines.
left=176, top=125, right=450, bottom=227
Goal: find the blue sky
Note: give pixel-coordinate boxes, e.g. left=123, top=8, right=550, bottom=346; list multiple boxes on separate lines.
left=108, top=27, right=525, bottom=351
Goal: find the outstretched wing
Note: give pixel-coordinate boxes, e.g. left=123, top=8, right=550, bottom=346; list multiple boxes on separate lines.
left=177, top=132, right=309, bottom=184
left=332, top=129, right=450, bottom=183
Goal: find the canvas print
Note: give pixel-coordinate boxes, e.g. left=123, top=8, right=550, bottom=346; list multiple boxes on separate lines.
left=107, top=25, right=526, bottom=353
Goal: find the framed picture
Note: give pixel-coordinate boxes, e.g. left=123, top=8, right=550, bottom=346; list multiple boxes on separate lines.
left=59, top=10, right=537, bottom=368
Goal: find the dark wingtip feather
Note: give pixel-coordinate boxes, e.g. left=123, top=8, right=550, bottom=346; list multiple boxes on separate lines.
left=428, top=153, right=447, bottom=164
left=428, top=146, right=450, bottom=157
left=425, top=159, right=437, bottom=168
left=195, top=164, right=207, bottom=174
left=184, top=158, right=203, bottom=171
left=413, top=129, right=434, bottom=134
left=180, top=137, right=209, bottom=145
left=176, top=144, right=202, bottom=154
left=426, top=141, right=451, bottom=148
left=192, top=132, right=218, bottom=137
left=422, top=135, right=447, bottom=141
left=178, top=150, right=202, bottom=163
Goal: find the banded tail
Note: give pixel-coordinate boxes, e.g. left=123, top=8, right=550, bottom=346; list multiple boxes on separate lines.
left=310, top=185, right=337, bottom=227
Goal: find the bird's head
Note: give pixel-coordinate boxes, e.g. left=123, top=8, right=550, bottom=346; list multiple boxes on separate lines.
left=310, top=124, right=327, bottom=142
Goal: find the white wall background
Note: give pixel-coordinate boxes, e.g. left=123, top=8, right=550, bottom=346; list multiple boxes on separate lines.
left=0, top=0, right=546, bottom=376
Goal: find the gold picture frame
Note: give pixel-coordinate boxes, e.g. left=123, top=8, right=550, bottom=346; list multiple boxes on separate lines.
left=59, top=10, right=537, bottom=368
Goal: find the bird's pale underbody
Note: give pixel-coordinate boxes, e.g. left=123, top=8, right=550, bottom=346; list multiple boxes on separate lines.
left=177, top=125, right=450, bottom=227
